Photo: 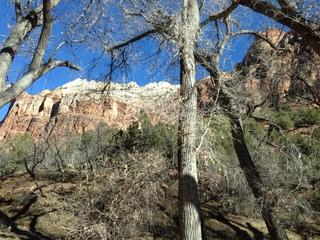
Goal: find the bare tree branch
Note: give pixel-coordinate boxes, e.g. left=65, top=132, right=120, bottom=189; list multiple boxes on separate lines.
left=0, top=0, right=61, bottom=92
left=276, top=0, right=298, bottom=18
left=29, top=0, right=54, bottom=71
left=120, top=0, right=152, bottom=23
left=199, top=0, right=240, bottom=28
left=0, top=59, right=81, bottom=108
left=196, top=29, right=286, bottom=77
left=111, top=29, right=157, bottom=51
left=14, top=0, right=22, bottom=22
left=240, top=0, right=320, bottom=55
left=50, top=37, right=87, bottom=60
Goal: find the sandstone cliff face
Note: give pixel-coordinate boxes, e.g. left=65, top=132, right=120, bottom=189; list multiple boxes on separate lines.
left=0, top=80, right=180, bottom=141
left=238, top=28, right=320, bottom=108
left=1, top=28, right=319, bottom=141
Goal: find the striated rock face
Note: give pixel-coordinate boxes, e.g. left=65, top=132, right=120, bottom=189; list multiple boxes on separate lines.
left=1, top=28, right=319, bottom=141
left=0, top=80, right=180, bottom=141
left=238, top=28, right=320, bottom=108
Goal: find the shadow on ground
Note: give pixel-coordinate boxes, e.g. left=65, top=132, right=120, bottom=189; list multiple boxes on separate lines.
left=0, top=193, right=56, bottom=240
left=150, top=203, right=269, bottom=240
left=202, top=208, right=269, bottom=240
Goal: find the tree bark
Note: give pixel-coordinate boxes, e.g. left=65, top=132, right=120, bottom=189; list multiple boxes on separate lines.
left=178, top=0, right=202, bottom=239
left=0, top=16, right=34, bottom=92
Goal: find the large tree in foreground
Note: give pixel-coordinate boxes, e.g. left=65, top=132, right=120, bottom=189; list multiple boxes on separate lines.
left=178, top=0, right=202, bottom=239
left=87, top=1, right=203, bottom=238
left=0, top=0, right=82, bottom=108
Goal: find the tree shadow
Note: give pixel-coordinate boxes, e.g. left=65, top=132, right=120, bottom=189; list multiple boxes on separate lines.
left=152, top=174, right=268, bottom=239
left=179, top=174, right=204, bottom=236
left=29, top=211, right=57, bottom=240
left=0, top=194, right=55, bottom=240
left=246, top=222, right=266, bottom=240
left=150, top=225, right=179, bottom=239
left=202, top=208, right=269, bottom=240
left=10, top=194, right=38, bottom=222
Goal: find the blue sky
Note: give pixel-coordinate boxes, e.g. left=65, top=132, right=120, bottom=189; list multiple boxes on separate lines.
left=0, top=1, right=262, bottom=121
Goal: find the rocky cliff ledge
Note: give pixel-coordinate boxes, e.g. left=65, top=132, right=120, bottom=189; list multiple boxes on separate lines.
left=0, top=80, right=180, bottom=141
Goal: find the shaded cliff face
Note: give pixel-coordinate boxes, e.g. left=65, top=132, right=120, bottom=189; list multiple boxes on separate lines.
left=238, top=28, right=320, bottom=108
left=0, top=80, right=180, bottom=141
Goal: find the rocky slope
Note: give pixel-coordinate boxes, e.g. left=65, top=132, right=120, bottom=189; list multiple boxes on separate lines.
left=1, top=28, right=319, bottom=141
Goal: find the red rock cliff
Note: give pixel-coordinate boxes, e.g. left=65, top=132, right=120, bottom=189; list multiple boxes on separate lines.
left=1, top=28, right=319, bottom=141
left=0, top=80, right=180, bottom=141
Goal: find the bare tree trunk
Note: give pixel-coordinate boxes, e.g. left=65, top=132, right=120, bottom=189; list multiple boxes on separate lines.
left=230, top=115, right=289, bottom=240
left=193, top=55, right=289, bottom=239
left=0, top=12, right=37, bottom=92
left=178, top=0, right=202, bottom=239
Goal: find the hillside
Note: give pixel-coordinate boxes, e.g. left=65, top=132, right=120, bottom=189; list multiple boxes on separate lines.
left=1, top=169, right=316, bottom=239
left=0, top=28, right=320, bottom=239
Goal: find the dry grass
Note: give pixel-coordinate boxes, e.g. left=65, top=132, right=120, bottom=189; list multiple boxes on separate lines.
left=0, top=153, right=319, bottom=239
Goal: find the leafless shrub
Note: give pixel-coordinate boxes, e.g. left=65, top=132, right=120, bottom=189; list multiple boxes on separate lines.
left=69, top=150, right=178, bottom=239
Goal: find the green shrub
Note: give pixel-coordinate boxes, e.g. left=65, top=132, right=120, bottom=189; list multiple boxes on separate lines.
left=244, top=120, right=265, bottom=142
left=291, top=133, right=311, bottom=156
left=311, top=127, right=320, bottom=141
left=5, top=132, right=35, bottom=173
left=312, top=192, right=320, bottom=211
left=10, top=132, right=34, bottom=158
left=278, top=102, right=292, bottom=112
left=76, top=123, right=118, bottom=168
left=204, top=115, right=235, bottom=161
left=302, top=108, right=320, bottom=125
left=264, top=105, right=320, bottom=128
left=121, top=110, right=177, bottom=161
left=74, top=110, right=178, bottom=166
left=275, top=111, right=294, bottom=129
left=80, top=130, right=96, bottom=148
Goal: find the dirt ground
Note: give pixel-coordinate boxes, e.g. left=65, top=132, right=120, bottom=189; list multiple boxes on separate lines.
left=0, top=171, right=319, bottom=240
